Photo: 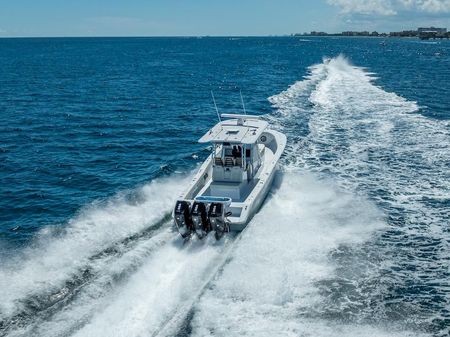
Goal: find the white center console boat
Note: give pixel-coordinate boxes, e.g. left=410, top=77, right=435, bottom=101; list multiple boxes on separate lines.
left=173, top=113, right=286, bottom=239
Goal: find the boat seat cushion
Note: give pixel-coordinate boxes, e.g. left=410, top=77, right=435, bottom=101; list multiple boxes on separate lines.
left=224, top=157, right=234, bottom=167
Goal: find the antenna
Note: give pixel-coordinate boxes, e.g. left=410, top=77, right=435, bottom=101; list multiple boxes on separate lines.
left=240, top=90, right=247, bottom=115
left=211, top=91, right=221, bottom=122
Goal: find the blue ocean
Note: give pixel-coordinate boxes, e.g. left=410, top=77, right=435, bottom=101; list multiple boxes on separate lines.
left=0, top=37, right=449, bottom=337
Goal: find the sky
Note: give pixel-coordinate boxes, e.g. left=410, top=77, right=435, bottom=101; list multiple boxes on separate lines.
left=0, top=0, right=449, bottom=37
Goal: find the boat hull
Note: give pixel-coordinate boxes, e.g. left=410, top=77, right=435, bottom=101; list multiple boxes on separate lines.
left=228, top=162, right=278, bottom=231
left=173, top=127, right=286, bottom=236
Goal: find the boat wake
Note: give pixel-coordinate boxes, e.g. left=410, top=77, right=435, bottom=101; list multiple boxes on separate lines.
left=266, top=55, right=449, bottom=336
left=189, top=172, right=395, bottom=337
left=1, top=56, right=448, bottom=337
left=0, top=175, right=234, bottom=337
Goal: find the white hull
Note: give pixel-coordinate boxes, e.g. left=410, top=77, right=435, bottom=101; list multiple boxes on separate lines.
left=176, top=128, right=286, bottom=232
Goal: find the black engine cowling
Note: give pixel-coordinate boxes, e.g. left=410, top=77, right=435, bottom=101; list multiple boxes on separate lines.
left=208, top=202, right=229, bottom=240
left=174, top=200, right=193, bottom=238
left=191, top=202, right=211, bottom=238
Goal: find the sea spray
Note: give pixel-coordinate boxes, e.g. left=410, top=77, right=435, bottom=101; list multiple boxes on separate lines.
left=0, top=175, right=189, bottom=321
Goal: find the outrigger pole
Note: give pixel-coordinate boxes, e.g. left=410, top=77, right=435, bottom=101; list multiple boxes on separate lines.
left=240, top=90, right=247, bottom=115
left=211, top=91, right=221, bottom=122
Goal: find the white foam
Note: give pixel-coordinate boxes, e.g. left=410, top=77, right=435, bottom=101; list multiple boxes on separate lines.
left=268, top=60, right=326, bottom=118
left=0, top=174, right=190, bottom=319
left=265, top=55, right=448, bottom=335
left=269, top=55, right=449, bottom=224
left=190, top=173, right=392, bottom=336
left=69, top=235, right=233, bottom=337
left=6, top=228, right=174, bottom=337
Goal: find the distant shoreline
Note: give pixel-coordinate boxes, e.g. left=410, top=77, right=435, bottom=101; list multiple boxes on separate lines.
left=295, top=28, right=449, bottom=40
left=0, top=34, right=448, bottom=40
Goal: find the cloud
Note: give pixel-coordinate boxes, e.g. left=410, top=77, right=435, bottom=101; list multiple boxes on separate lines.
left=328, top=0, right=450, bottom=15
left=328, top=0, right=397, bottom=15
left=398, top=0, right=450, bottom=12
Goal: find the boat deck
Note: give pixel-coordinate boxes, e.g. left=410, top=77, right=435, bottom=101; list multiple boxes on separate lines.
left=196, top=146, right=275, bottom=220
left=199, top=180, right=258, bottom=203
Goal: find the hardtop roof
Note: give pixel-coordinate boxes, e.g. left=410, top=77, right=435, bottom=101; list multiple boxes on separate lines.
left=198, top=117, right=268, bottom=144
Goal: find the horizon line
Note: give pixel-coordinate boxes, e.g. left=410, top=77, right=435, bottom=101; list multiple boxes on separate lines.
left=0, top=34, right=421, bottom=39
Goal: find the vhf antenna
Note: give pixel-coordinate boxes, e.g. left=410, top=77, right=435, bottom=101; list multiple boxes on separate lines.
left=211, top=91, right=221, bottom=122
left=240, top=90, right=247, bottom=115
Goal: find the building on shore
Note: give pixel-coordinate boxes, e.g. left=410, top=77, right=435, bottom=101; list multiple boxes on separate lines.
left=293, top=27, right=449, bottom=39
left=418, top=27, right=447, bottom=40
left=389, top=30, right=417, bottom=37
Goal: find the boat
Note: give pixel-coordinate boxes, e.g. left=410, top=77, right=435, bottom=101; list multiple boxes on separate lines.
left=173, top=113, right=286, bottom=239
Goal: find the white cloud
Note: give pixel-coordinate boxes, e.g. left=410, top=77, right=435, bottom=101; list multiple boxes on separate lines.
left=329, top=0, right=450, bottom=15
left=398, top=0, right=450, bottom=12
left=328, top=0, right=397, bottom=15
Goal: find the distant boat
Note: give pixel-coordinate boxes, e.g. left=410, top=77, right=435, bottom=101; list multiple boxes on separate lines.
left=173, top=113, right=286, bottom=239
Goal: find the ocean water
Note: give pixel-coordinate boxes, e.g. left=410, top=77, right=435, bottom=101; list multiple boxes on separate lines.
left=0, top=37, right=449, bottom=337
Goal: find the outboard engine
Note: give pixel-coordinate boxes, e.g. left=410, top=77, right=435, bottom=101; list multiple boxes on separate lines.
left=174, top=200, right=193, bottom=238
left=208, top=202, right=230, bottom=240
left=191, top=202, right=211, bottom=238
